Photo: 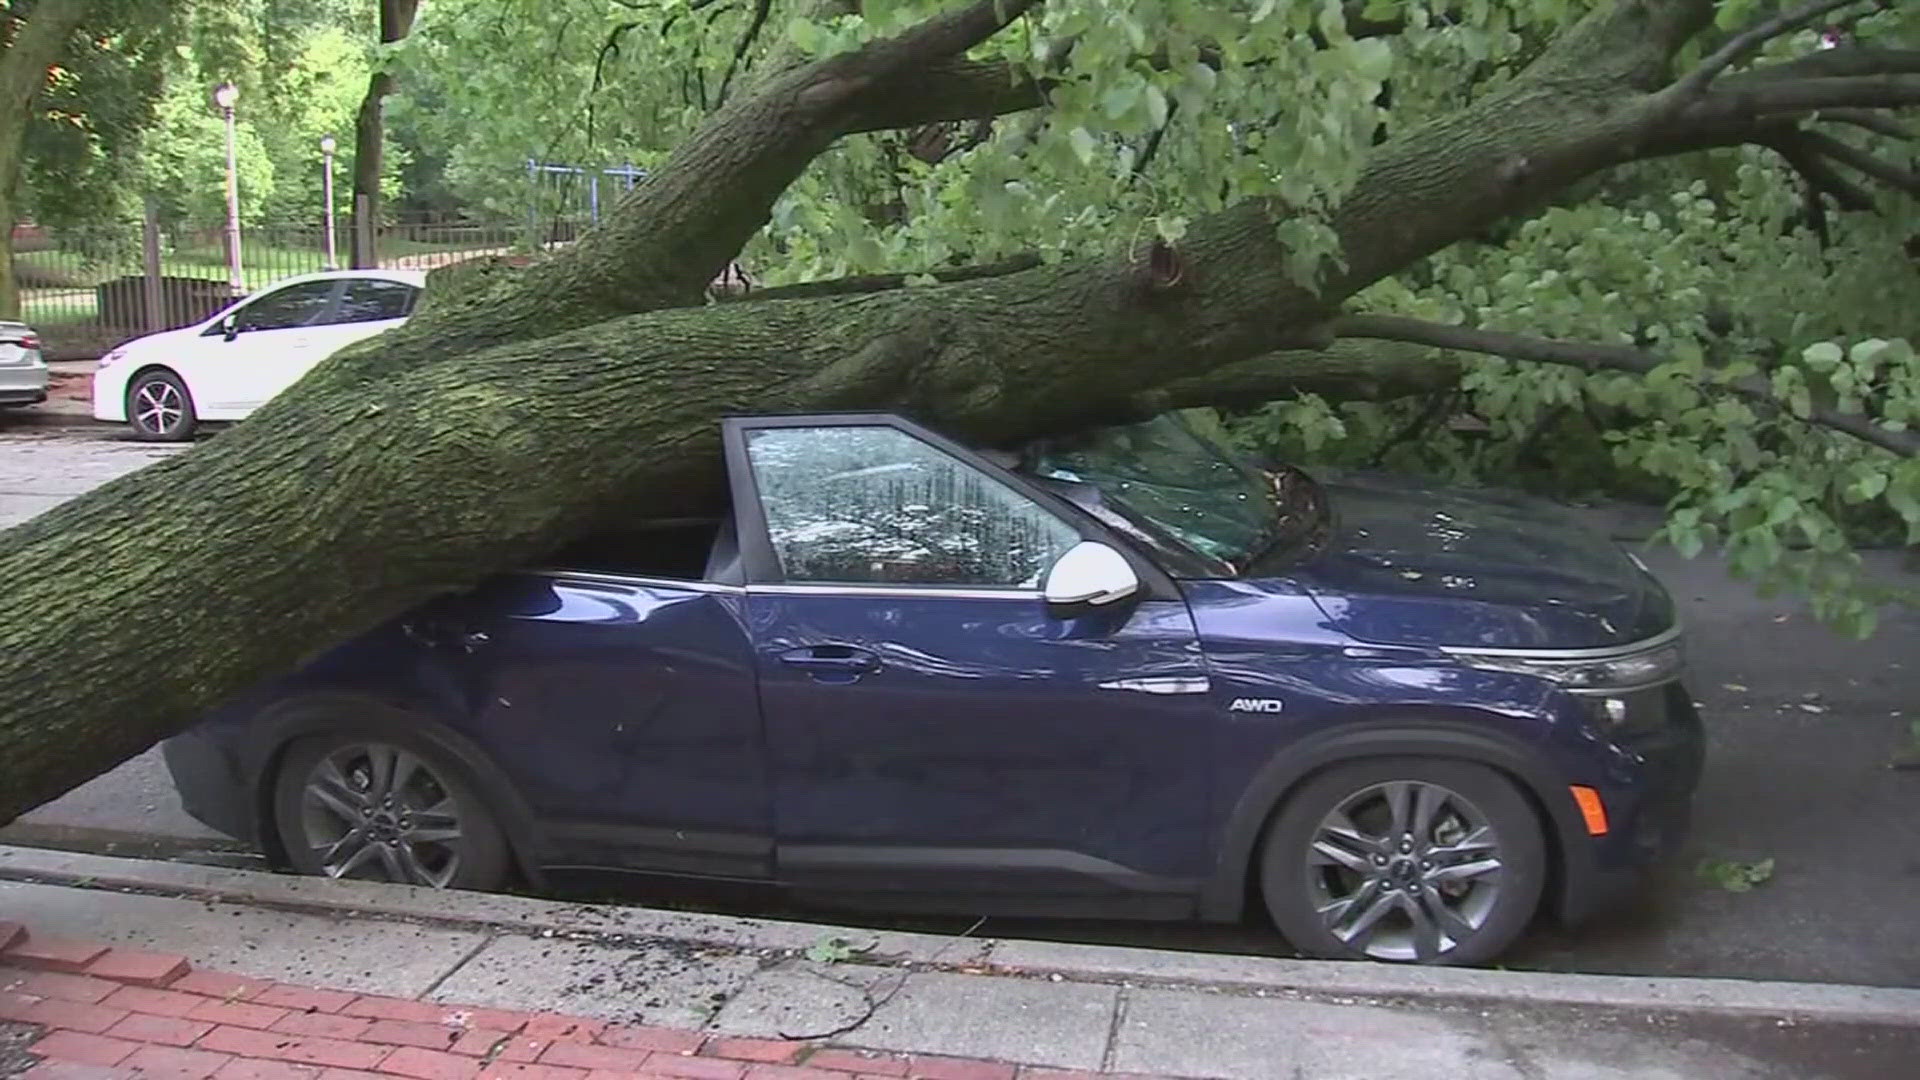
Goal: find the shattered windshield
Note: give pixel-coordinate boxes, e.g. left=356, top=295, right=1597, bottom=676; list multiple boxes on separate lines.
left=1025, top=413, right=1287, bottom=572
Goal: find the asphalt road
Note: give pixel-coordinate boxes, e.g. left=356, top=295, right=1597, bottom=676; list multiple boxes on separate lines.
left=3, top=420, right=1916, bottom=988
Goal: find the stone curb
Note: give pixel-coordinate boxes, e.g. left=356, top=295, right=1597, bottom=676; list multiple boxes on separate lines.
left=4, top=844, right=1918, bottom=1028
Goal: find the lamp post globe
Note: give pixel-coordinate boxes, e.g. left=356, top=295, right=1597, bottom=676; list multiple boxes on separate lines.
left=214, top=83, right=243, bottom=292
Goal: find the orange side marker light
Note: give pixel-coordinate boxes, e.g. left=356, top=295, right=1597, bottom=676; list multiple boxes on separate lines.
left=1569, top=785, right=1609, bottom=836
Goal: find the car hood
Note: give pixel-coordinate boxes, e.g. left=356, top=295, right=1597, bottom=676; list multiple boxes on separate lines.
left=105, top=325, right=202, bottom=360
left=1263, top=471, right=1673, bottom=650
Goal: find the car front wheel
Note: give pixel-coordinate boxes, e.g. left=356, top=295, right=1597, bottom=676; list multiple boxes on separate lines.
left=272, top=728, right=510, bottom=891
left=126, top=369, right=197, bottom=441
left=1259, top=757, right=1546, bottom=965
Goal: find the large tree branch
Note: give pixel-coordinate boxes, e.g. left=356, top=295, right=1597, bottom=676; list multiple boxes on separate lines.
left=1814, top=107, right=1914, bottom=140
left=844, top=58, right=1050, bottom=131
left=1721, top=46, right=1920, bottom=85
left=717, top=255, right=1043, bottom=301
left=848, top=0, right=1040, bottom=81
left=1766, top=130, right=1876, bottom=209
left=1665, top=0, right=1868, bottom=101
left=716, top=0, right=775, bottom=107
left=1134, top=341, right=1463, bottom=416
left=367, top=0, right=1047, bottom=366
left=1333, top=314, right=1920, bottom=458
left=1795, top=127, right=1920, bottom=197
left=1702, top=74, right=1920, bottom=114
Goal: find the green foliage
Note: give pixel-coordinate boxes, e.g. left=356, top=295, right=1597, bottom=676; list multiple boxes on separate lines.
left=1696, top=856, right=1775, bottom=893
left=1230, top=134, right=1919, bottom=637
left=17, top=0, right=182, bottom=229
left=17, top=0, right=1911, bottom=634
left=803, top=934, right=875, bottom=964
left=20, top=0, right=391, bottom=231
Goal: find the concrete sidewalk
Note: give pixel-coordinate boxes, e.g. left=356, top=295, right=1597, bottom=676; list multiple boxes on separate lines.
left=3, top=847, right=1918, bottom=1079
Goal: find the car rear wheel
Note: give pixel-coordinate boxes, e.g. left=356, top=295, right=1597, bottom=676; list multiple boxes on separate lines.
left=126, top=369, right=197, bottom=442
left=272, top=728, right=510, bottom=891
left=1259, top=757, right=1545, bottom=965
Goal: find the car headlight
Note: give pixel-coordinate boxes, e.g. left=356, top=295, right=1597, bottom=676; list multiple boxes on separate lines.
left=1446, top=636, right=1685, bottom=694
left=98, top=346, right=129, bottom=368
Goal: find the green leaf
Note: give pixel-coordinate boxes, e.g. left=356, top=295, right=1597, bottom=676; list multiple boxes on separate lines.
left=785, top=17, right=824, bottom=56
left=1347, top=37, right=1393, bottom=82
left=803, top=935, right=875, bottom=964
left=1696, top=856, right=1775, bottom=893
left=1788, top=385, right=1811, bottom=419
left=1802, top=342, right=1843, bottom=370
left=1068, top=126, right=1097, bottom=166
left=1144, top=83, right=1170, bottom=130
left=1847, top=472, right=1888, bottom=502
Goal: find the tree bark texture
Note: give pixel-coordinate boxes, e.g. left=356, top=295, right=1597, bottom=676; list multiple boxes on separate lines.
left=1, top=0, right=1913, bottom=822
left=347, top=0, right=418, bottom=268
left=0, top=0, right=96, bottom=318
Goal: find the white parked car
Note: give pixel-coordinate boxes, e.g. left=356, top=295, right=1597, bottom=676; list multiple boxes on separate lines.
left=92, top=269, right=425, bottom=441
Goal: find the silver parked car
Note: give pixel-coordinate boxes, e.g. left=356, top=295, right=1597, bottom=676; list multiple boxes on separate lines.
left=0, top=321, right=48, bottom=408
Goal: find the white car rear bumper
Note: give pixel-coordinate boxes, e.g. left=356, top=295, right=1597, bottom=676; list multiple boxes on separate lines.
left=0, top=356, right=48, bottom=405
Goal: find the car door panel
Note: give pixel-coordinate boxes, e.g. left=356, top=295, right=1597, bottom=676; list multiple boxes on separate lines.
left=206, top=280, right=342, bottom=411
left=433, top=571, right=772, bottom=879
left=315, top=279, right=417, bottom=362
left=723, top=415, right=1216, bottom=902
left=751, top=589, right=1213, bottom=894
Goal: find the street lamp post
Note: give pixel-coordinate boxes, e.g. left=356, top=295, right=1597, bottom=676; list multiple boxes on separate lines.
left=320, top=135, right=338, bottom=270
left=213, top=82, right=243, bottom=294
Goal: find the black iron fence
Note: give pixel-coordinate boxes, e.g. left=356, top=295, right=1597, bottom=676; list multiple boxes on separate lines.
left=12, top=212, right=541, bottom=360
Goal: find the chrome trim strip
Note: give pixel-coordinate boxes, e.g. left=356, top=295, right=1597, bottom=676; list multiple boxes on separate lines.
left=1437, top=623, right=1683, bottom=661
left=529, top=568, right=745, bottom=594
left=751, top=583, right=1043, bottom=600
left=528, top=570, right=1044, bottom=601
left=1097, top=676, right=1213, bottom=695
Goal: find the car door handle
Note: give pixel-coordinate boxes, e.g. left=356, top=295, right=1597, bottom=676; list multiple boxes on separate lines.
left=779, top=645, right=880, bottom=683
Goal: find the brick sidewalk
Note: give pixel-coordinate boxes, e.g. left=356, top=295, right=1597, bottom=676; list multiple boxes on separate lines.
left=0, top=923, right=1158, bottom=1080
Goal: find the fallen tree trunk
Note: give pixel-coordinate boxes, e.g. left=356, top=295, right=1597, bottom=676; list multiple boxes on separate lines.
left=3, top=0, right=1915, bottom=822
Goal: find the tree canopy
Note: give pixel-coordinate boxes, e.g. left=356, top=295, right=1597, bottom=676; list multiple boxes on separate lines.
left=383, top=0, right=1920, bottom=629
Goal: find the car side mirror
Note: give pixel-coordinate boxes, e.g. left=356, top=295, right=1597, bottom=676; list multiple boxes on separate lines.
left=221, top=315, right=239, bottom=341
left=1042, top=541, right=1140, bottom=608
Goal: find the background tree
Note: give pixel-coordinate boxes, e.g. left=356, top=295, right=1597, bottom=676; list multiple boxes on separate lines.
left=348, top=0, right=416, bottom=265
left=0, top=0, right=1916, bottom=824
left=1, top=0, right=98, bottom=317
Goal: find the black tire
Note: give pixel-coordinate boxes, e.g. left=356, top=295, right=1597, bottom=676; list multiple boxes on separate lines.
left=126, top=368, right=197, bottom=442
left=1259, top=757, right=1546, bottom=966
left=272, top=720, right=511, bottom=892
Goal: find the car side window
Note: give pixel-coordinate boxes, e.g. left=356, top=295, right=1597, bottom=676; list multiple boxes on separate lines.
left=744, top=425, right=1081, bottom=588
left=327, top=279, right=418, bottom=325
left=234, top=281, right=338, bottom=333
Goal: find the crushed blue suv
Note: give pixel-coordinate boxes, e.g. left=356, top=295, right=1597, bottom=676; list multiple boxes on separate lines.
left=162, top=411, right=1703, bottom=965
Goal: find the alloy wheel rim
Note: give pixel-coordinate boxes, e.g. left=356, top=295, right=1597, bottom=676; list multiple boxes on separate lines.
left=1304, top=780, right=1505, bottom=962
left=133, top=382, right=182, bottom=434
left=299, top=744, right=464, bottom=887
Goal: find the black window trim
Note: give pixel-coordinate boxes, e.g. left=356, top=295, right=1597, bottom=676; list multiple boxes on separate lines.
left=233, top=279, right=345, bottom=334
left=328, top=276, right=421, bottom=325
left=719, top=412, right=1180, bottom=601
